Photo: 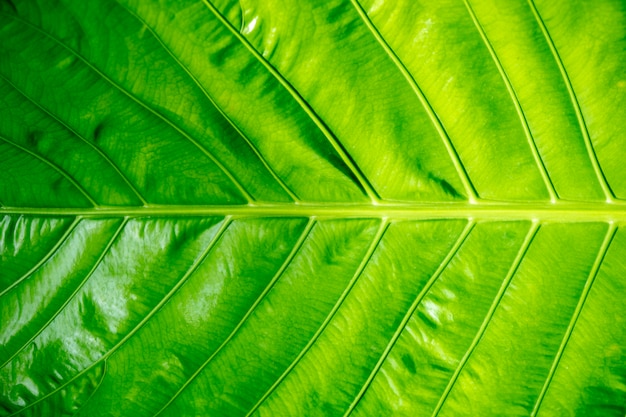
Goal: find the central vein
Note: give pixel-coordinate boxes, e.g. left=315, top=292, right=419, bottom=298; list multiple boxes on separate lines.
left=2, top=201, right=626, bottom=222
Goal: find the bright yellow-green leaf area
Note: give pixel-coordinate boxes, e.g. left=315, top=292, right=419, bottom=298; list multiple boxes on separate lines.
left=1, top=0, right=626, bottom=416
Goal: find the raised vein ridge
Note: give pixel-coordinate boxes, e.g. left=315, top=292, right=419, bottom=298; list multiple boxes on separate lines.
left=2, top=201, right=626, bottom=222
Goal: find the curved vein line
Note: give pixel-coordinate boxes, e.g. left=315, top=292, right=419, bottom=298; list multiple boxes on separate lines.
left=1, top=12, right=254, bottom=204
left=526, top=0, right=615, bottom=202
left=464, top=0, right=558, bottom=203
left=0, top=218, right=128, bottom=370
left=343, top=220, right=476, bottom=417
left=112, top=1, right=299, bottom=203
left=238, top=1, right=245, bottom=32
left=71, top=360, right=108, bottom=417
left=0, top=134, right=97, bottom=207
left=349, top=0, right=478, bottom=203
left=0, top=74, right=147, bottom=206
left=153, top=218, right=315, bottom=417
left=245, top=219, right=389, bottom=416
left=431, top=221, right=540, bottom=417
left=201, top=0, right=381, bottom=203
left=0, top=217, right=80, bottom=298
left=9, top=217, right=231, bottom=417
left=530, top=223, right=617, bottom=416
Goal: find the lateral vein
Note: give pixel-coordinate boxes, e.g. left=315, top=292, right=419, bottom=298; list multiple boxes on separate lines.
left=343, top=220, right=475, bottom=417
left=113, top=1, right=299, bottom=202
left=1, top=12, right=255, bottom=204
left=0, top=218, right=128, bottom=370
left=0, top=134, right=98, bottom=207
left=530, top=223, right=617, bottom=416
left=245, top=219, right=389, bottom=416
left=464, top=0, right=558, bottom=202
left=0, top=73, right=148, bottom=206
left=430, top=222, right=540, bottom=417
left=201, top=0, right=381, bottom=203
left=349, top=0, right=478, bottom=203
left=153, top=218, right=315, bottom=417
left=8, top=218, right=233, bottom=417
left=526, top=0, right=615, bottom=202
left=0, top=217, right=81, bottom=298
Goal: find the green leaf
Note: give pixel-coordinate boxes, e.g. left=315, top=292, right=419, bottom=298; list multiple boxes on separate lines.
left=1, top=0, right=626, bottom=416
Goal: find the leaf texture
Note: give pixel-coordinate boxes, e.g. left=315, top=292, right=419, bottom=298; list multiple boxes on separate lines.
left=1, top=0, right=626, bottom=416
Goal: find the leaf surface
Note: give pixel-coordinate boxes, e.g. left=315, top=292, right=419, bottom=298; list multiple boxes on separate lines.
left=1, top=0, right=626, bottom=416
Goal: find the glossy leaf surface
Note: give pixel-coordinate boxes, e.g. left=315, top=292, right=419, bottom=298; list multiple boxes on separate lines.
left=1, top=0, right=626, bottom=416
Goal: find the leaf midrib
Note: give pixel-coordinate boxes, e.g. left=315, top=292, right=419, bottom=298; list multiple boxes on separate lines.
left=2, top=201, right=626, bottom=222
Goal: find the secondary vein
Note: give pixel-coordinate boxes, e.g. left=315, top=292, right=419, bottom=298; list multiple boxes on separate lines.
left=0, top=134, right=98, bottom=207
left=112, top=0, right=299, bottom=202
left=526, top=0, right=615, bottom=202
left=0, top=218, right=128, bottom=369
left=530, top=223, right=617, bottom=416
left=152, top=218, right=315, bottom=417
left=8, top=217, right=232, bottom=417
left=1, top=12, right=255, bottom=204
left=201, top=0, right=382, bottom=203
left=343, top=220, right=475, bottom=417
left=0, top=217, right=80, bottom=299
left=430, top=221, right=539, bottom=417
left=245, top=219, right=389, bottom=416
left=464, top=0, right=558, bottom=203
left=0, top=73, right=148, bottom=206
left=349, top=0, right=479, bottom=203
